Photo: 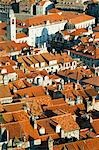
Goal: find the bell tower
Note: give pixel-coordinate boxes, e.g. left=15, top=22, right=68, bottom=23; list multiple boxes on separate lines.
left=9, top=9, right=16, bottom=41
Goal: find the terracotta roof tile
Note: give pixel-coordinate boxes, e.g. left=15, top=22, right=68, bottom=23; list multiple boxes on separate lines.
left=52, top=114, right=80, bottom=132
left=0, top=29, right=6, bottom=36
left=16, top=86, right=45, bottom=97
left=91, top=119, right=99, bottom=135
left=44, top=102, right=85, bottom=115
left=85, top=138, right=99, bottom=150
left=48, top=8, right=62, bottom=13
left=0, top=56, right=16, bottom=66
left=61, top=30, right=70, bottom=36
left=38, top=0, right=46, bottom=6
left=94, top=32, right=99, bottom=40
left=16, top=32, right=28, bottom=39
left=71, top=28, right=88, bottom=36
left=85, top=88, right=98, bottom=97
left=0, top=65, right=15, bottom=74
left=3, top=102, right=24, bottom=112
left=12, top=79, right=28, bottom=90
left=69, top=14, right=95, bottom=25
left=3, top=113, right=14, bottom=123
left=0, top=85, right=12, bottom=99
left=0, top=41, right=29, bottom=53
left=15, top=69, right=26, bottom=79
left=58, top=67, right=93, bottom=81
left=24, top=13, right=66, bottom=27
left=52, top=98, right=65, bottom=105
left=22, top=95, right=52, bottom=107
left=54, top=138, right=99, bottom=150
left=0, top=22, right=6, bottom=29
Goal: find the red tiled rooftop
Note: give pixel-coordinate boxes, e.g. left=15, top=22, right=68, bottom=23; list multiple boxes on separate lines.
left=54, top=138, right=99, bottom=150
left=0, top=85, right=12, bottom=99
left=48, top=8, right=62, bottom=13
left=0, top=41, right=29, bottom=53
left=82, top=76, right=99, bottom=87
left=24, top=13, right=66, bottom=27
left=71, top=28, right=87, bottom=36
left=91, top=119, right=99, bottom=135
left=16, top=86, right=46, bottom=97
left=0, top=22, right=6, bottom=29
left=16, top=32, right=28, bottom=39
left=0, top=29, right=6, bottom=36
left=3, top=102, right=24, bottom=112
left=52, top=114, right=80, bottom=132
left=69, top=14, right=95, bottom=25
left=21, top=95, right=52, bottom=107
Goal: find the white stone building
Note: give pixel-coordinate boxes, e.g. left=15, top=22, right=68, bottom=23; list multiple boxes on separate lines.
left=31, top=0, right=54, bottom=15
left=10, top=11, right=67, bottom=47
left=10, top=10, right=95, bottom=48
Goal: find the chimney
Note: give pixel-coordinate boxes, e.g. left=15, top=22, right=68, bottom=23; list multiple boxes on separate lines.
left=23, top=135, right=27, bottom=142
left=24, top=94, right=29, bottom=98
left=61, top=129, right=65, bottom=138
left=46, top=20, right=50, bottom=25
left=89, top=115, right=93, bottom=123
left=23, top=104, right=29, bottom=113
left=39, top=127, right=45, bottom=135
left=75, top=84, right=78, bottom=90
left=75, top=81, right=79, bottom=90
left=63, top=145, right=67, bottom=150
left=7, top=130, right=9, bottom=142
left=52, top=48, right=55, bottom=54
left=72, top=114, right=77, bottom=121
left=58, top=12, right=62, bottom=15
left=34, top=119, right=37, bottom=129
left=13, top=87, right=17, bottom=93
left=45, top=87, right=49, bottom=95
left=92, top=96, right=96, bottom=106
left=68, top=78, right=70, bottom=83
left=56, top=124, right=61, bottom=133
left=67, top=50, right=70, bottom=56
left=48, top=136, right=54, bottom=150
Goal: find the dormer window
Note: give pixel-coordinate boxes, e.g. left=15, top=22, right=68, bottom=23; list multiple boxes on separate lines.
left=39, top=127, right=45, bottom=135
